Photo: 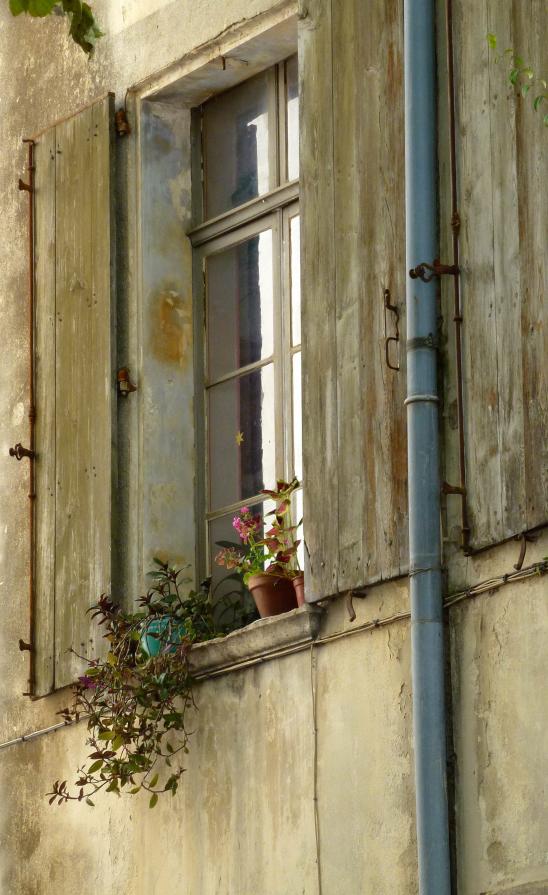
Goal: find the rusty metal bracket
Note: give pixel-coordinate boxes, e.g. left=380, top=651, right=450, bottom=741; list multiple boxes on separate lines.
left=513, top=532, right=537, bottom=571
left=18, top=177, right=33, bottom=194
left=117, top=367, right=137, bottom=397
left=9, top=443, right=35, bottom=461
left=409, top=258, right=460, bottom=283
left=115, top=108, right=131, bottom=137
left=442, top=481, right=466, bottom=496
left=19, top=639, right=33, bottom=652
left=383, top=288, right=400, bottom=371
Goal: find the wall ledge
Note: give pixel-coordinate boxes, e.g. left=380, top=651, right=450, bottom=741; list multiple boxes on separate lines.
left=189, top=605, right=324, bottom=678
left=481, top=883, right=548, bottom=895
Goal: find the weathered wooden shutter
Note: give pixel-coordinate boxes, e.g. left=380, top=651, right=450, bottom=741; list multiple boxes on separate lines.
left=300, top=0, right=408, bottom=601
left=447, top=0, right=547, bottom=549
left=33, top=94, right=116, bottom=694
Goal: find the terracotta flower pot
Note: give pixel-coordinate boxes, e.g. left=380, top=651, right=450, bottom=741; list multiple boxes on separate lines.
left=292, top=574, right=305, bottom=607
left=247, top=574, right=298, bottom=618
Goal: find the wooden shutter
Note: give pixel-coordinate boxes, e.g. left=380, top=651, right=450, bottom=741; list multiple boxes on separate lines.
left=448, top=0, right=547, bottom=549
left=300, top=0, right=407, bottom=601
left=33, top=94, right=116, bottom=694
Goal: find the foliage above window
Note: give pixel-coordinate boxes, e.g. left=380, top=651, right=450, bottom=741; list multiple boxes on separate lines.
left=9, top=0, right=102, bottom=54
left=487, top=33, right=548, bottom=128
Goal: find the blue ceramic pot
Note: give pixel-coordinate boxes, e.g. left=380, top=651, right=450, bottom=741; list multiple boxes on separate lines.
left=140, top=617, right=186, bottom=657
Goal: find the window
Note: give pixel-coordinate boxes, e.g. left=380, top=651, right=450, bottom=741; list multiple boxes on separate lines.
left=189, top=56, right=302, bottom=609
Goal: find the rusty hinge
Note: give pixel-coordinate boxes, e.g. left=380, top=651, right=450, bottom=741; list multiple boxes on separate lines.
left=409, top=259, right=459, bottom=283
left=442, top=481, right=466, bottom=496
left=117, top=367, right=137, bottom=397
left=9, top=443, right=35, bottom=461
left=115, top=108, right=131, bottom=137
left=383, top=288, right=400, bottom=371
left=18, top=177, right=32, bottom=194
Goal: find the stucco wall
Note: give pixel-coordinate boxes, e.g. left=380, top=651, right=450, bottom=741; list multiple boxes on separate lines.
left=0, top=2, right=547, bottom=894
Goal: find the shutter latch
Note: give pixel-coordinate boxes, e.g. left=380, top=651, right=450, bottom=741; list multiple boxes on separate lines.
left=9, top=443, right=35, bottom=461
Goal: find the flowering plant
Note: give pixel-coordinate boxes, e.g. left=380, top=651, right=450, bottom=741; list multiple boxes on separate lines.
left=215, top=478, right=302, bottom=584
left=47, top=559, right=234, bottom=808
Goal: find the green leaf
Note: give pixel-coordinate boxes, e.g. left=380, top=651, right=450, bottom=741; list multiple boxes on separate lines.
left=87, top=759, right=104, bottom=774
left=98, top=730, right=115, bottom=741
left=112, top=735, right=124, bottom=751
left=85, top=797, right=95, bottom=807
left=149, top=793, right=158, bottom=808
left=9, top=0, right=29, bottom=14
left=149, top=773, right=159, bottom=788
left=521, top=84, right=531, bottom=98
left=509, top=68, right=519, bottom=86
left=28, top=0, right=57, bottom=15
left=487, top=33, right=497, bottom=50
left=533, top=94, right=546, bottom=112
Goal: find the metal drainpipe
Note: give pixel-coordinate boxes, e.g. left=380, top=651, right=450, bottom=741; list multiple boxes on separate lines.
left=404, top=1, right=452, bottom=893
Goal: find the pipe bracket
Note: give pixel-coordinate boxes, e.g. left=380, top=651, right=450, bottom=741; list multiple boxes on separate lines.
left=409, top=258, right=459, bottom=282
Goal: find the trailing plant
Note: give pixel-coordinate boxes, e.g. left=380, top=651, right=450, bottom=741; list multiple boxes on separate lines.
left=487, top=33, right=547, bottom=127
left=47, top=561, right=225, bottom=808
left=8, top=0, right=102, bottom=54
left=215, top=478, right=302, bottom=584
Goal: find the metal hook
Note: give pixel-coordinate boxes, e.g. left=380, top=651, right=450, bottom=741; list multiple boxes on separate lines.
left=383, top=288, right=400, bottom=371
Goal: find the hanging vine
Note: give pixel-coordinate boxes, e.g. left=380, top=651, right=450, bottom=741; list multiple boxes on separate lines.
left=8, top=0, right=102, bottom=54
left=488, top=33, right=548, bottom=128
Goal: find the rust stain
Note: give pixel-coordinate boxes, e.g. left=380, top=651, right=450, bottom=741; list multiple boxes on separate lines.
left=150, top=287, right=192, bottom=367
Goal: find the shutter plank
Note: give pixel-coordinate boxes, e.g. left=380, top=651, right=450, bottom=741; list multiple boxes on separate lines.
left=515, top=0, right=548, bottom=530
left=33, top=129, right=57, bottom=696
left=457, top=0, right=503, bottom=546
left=332, top=0, right=369, bottom=591
left=360, top=0, right=407, bottom=583
left=54, top=95, right=114, bottom=688
left=488, top=0, right=526, bottom=538
left=300, top=0, right=339, bottom=599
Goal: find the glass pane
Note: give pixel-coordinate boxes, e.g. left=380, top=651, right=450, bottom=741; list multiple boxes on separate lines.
left=207, top=230, right=274, bottom=382
left=290, top=215, right=301, bottom=346
left=208, top=364, right=276, bottom=510
left=286, top=55, right=299, bottom=182
left=203, top=70, right=274, bottom=218
left=292, top=351, right=302, bottom=481
left=294, top=487, right=304, bottom=572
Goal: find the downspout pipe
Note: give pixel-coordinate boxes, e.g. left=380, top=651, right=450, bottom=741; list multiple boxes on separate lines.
left=404, top=2, right=452, bottom=894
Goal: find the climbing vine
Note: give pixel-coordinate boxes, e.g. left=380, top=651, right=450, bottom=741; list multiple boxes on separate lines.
left=8, top=0, right=101, bottom=54
left=487, top=33, right=548, bottom=127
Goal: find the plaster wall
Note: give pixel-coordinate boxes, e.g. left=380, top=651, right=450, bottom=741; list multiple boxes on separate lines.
left=0, top=2, right=547, bottom=894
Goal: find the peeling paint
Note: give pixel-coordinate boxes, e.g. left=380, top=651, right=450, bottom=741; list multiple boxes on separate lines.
left=149, top=287, right=192, bottom=367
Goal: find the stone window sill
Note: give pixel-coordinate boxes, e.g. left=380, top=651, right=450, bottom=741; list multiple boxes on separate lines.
left=189, top=605, right=324, bottom=679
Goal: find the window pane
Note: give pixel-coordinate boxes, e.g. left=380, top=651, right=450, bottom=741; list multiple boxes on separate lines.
left=203, top=70, right=275, bottom=219
left=292, top=351, right=302, bottom=481
left=286, top=55, right=299, bottom=182
left=208, top=364, right=276, bottom=510
left=290, top=215, right=301, bottom=346
left=207, top=230, right=274, bottom=382
left=294, top=487, right=304, bottom=572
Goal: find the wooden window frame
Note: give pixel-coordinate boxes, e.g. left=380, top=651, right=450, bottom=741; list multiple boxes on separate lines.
left=189, top=57, right=301, bottom=588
